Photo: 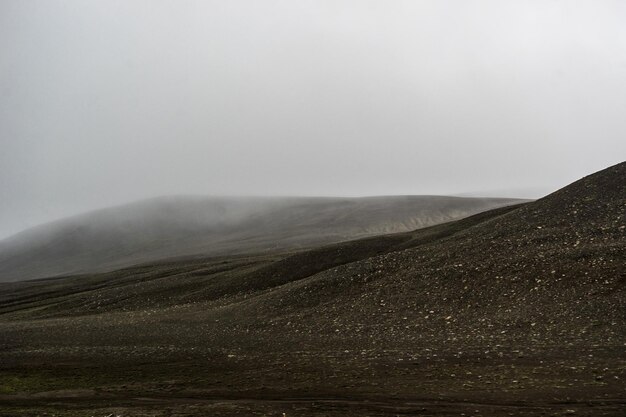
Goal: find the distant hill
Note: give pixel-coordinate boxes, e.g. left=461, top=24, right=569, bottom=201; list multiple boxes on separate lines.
left=0, top=195, right=523, bottom=282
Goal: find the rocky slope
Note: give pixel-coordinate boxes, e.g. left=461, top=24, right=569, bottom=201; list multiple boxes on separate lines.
left=0, top=162, right=623, bottom=416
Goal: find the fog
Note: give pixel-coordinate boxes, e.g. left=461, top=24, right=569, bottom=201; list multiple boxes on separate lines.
left=1, top=0, right=625, bottom=239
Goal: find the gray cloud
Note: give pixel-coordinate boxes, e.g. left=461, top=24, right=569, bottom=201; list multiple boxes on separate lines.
left=1, top=0, right=625, bottom=238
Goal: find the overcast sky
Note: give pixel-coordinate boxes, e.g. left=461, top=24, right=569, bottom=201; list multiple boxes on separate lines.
left=1, top=0, right=625, bottom=239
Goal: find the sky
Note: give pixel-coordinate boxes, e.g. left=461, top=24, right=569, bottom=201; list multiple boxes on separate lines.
left=1, top=0, right=625, bottom=239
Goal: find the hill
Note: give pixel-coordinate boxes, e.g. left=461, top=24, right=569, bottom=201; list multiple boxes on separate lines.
left=0, top=195, right=521, bottom=282
left=0, top=162, right=623, bottom=416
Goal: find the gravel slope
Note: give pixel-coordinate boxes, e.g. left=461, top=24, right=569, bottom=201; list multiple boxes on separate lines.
left=0, top=162, right=623, bottom=416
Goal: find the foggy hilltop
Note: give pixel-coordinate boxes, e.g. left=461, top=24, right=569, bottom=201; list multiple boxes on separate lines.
left=0, top=195, right=524, bottom=282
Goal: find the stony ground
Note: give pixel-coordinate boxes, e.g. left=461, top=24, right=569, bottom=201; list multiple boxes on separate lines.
left=0, top=162, right=624, bottom=416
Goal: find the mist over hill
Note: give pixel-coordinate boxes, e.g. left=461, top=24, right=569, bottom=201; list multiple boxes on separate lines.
left=0, top=195, right=523, bottom=282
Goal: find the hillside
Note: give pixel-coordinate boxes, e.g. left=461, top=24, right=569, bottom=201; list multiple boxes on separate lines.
left=0, top=195, right=521, bottom=282
left=0, top=162, right=624, bottom=416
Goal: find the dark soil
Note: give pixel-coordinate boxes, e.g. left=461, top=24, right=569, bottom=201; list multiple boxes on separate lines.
left=0, top=162, right=624, bottom=416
